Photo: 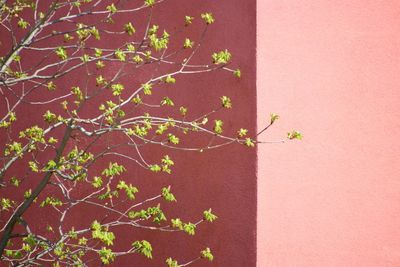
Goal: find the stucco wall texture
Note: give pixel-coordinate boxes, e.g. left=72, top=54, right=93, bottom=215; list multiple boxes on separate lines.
left=257, top=1, right=400, bottom=266
left=0, top=1, right=256, bottom=266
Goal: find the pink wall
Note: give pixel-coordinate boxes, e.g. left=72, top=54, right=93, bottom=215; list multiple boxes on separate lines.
left=257, top=1, right=400, bottom=266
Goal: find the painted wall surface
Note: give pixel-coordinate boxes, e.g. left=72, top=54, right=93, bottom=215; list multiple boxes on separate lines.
left=0, top=1, right=256, bottom=266
left=257, top=1, right=400, bottom=266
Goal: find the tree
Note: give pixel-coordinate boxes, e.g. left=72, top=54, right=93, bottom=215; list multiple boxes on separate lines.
left=0, top=0, right=301, bottom=266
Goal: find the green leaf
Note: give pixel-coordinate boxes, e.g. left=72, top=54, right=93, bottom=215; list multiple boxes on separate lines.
left=76, top=23, right=90, bottom=40
left=168, top=134, right=179, bottom=145
left=132, top=95, right=142, bottom=105
left=117, top=180, right=138, bottom=200
left=106, top=3, right=117, bottom=13
left=48, top=137, right=58, bottom=144
left=22, top=243, right=31, bottom=252
left=183, top=38, right=194, bottom=49
left=24, top=189, right=32, bottom=199
left=96, top=75, right=106, bottom=86
left=179, top=106, right=187, bottom=116
left=55, top=47, right=68, bottom=60
left=102, top=162, right=126, bottom=177
left=91, top=26, right=101, bottom=40
left=43, top=110, right=57, bottom=123
left=12, top=55, right=21, bottom=62
left=149, top=164, right=161, bottom=172
left=234, top=68, right=242, bottom=78
left=161, top=155, right=174, bottom=174
left=244, top=138, right=255, bottom=147
left=127, top=43, right=135, bottom=51
left=287, top=130, right=302, bottom=140
left=98, top=247, right=115, bottom=264
left=148, top=29, right=169, bottom=51
left=5, top=142, right=23, bottom=157
left=40, top=196, right=63, bottom=208
left=220, top=96, right=232, bottom=108
left=17, top=18, right=29, bottom=29
left=28, top=161, right=39, bottom=172
left=128, top=209, right=148, bottom=220
left=132, top=240, right=153, bottom=259
left=63, top=33, right=74, bottom=42
left=162, top=186, right=177, bottom=202
left=237, top=128, right=248, bottom=137
left=80, top=54, right=90, bottom=63
left=111, top=83, right=124, bottom=96
left=161, top=97, right=175, bottom=106
left=203, top=208, right=218, bottom=222
left=214, top=120, right=223, bottom=134
left=124, top=22, right=136, bottom=35
left=95, top=48, right=103, bottom=57
left=201, top=13, right=215, bottom=24
left=183, top=223, right=196, bottom=235
left=171, top=218, right=183, bottom=230
left=96, top=60, right=105, bottom=69
left=44, top=160, right=57, bottom=171
left=142, top=83, right=152, bottom=95
left=185, top=15, right=194, bottom=26
left=68, top=227, right=78, bottom=239
left=9, top=112, right=16, bottom=122
left=200, top=247, right=214, bottom=261
left=1, top=198, right=13, bottom=211
left=165, top=75, right=176, bottom=84
left=270, top=113, right=279, bottom=124
left=146, top=205, right=167, bottom=224
left=71, top=86, right=84, bottom=101
left=46, top=81, right=57, bottom=91
left=166, top=258, right=179, bottom=267
left=144, top=0, right=155, bottom=7
left=78, top=237, right=88, bottom=245
left=92, top=176, right=103, bottom=188
left=10, top=177, right=20, bottom=187
left=91, top=221, right=115, bottom=246
left=212, top=49, right=231, bottom=64
left=114, top=49, right=126, bottom=61
left=133, top=55, right=143, bottom=64
left=156, top=124, right=168, bottom=135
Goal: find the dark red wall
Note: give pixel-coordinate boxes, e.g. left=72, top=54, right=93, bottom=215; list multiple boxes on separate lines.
left=0, top=0, right=256, bottom=266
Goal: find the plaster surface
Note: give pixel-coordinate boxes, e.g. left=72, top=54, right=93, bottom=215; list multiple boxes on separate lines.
left=257, top=1, right=400, bottom=266
left=0, top=1, right=256, bottom=266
